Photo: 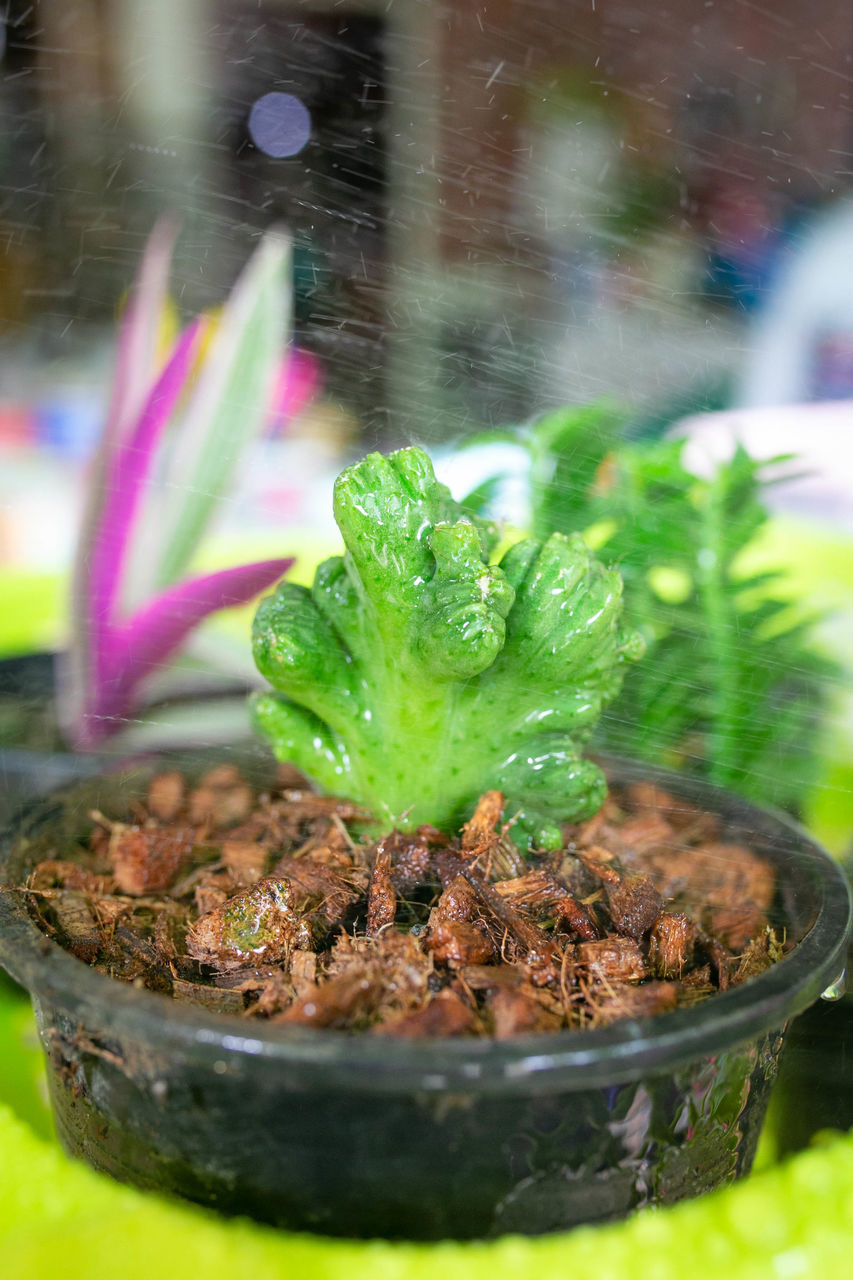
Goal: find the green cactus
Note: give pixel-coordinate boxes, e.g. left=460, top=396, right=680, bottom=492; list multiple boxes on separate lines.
left=252, top=447, right=641, bottom=847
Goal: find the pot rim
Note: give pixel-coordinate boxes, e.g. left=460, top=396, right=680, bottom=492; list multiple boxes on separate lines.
left=0, top=754, right=849, bottom=1096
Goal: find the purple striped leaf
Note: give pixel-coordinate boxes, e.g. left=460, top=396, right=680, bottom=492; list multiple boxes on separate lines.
left=64, top=219, right=180, bottom=741
left=152, top=231, right=290, bottom=588
left=78, top=557, right=293, bottom=744
left=86, top=319, right=202, bottom=686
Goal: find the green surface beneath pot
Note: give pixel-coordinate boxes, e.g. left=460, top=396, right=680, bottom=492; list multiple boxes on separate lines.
left=2, top=970, right=853, bottom=1274
left=2, top=1047, right=853, bottom=1278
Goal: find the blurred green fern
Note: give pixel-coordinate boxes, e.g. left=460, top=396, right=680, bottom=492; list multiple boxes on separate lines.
left=472, top=405, right=835, bottom=813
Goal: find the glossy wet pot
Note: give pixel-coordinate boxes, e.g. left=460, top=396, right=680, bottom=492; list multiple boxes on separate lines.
left=0, top=755, right=849, bottom=1241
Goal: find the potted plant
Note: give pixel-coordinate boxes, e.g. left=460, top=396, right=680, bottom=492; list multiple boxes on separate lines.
left=0, top=444, right=849, bottom=1241
left=0, top=218, right=319, bottom=822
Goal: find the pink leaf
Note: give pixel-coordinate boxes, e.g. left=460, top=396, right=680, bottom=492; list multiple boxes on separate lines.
left=87, top=319, right=202, bottom=684
left=80, top=557, right=293, bottom=743
left=268, top=348, right=321, bottom=433
left=64, top=219, right=181, bottom=740
left=106, top=215, right=181, bottom=453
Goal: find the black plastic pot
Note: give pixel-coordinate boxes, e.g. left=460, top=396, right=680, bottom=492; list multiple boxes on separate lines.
left=771, top=845, right=853, bottom=1154
left=0, top=754, right=849, bottom=1241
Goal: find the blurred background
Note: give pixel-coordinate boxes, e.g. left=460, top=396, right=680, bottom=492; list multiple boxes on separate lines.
left=1, top=3, right=851, bottom=527
left=0, top=0, right=851, bottom=834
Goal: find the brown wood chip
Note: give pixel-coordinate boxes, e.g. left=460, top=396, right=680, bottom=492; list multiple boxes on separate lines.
left=187, top=878, right=315, bottom=970
left=189, top=782, right=254, bottom=828
left=374, top=988, right=475, bottom=1038
left=146, top=771, right=186, bottom=822
left=649, top=912, right=696, bottom=979
left=111, top=826, right=199, bottom=896
left=53, top=894, right=101, bottom=964
left=489, top=984, right=562, bottom=1038
left=461, top=790, right=504, bottom=855
left=461, top=869, right=556, bottom=968
left=588, top=981, right=679, bottom=1026
left=387, top=831, right=434, bottom=895
left=553, top=894, right=599, bottom=942
left=273, top=855, right=360, bottom=927
left=276, top=970, right=384, bottom=1028
left=366, top=842, right=396, bottom=935
left=605, top=874, right=663, bottom=941
left=492, top=869, right=568, bottom=917
left=578, top=936, right=648, bottom=985
left=428, top=920, right=499, bottom=966
left=433, top=874, right=479, bottom=925
left=222, top=840, right=269, bottom=886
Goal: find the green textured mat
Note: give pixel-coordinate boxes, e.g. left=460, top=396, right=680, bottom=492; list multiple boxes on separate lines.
left=2, top=973, right=852, bottom=1278
left=2, top=1092, right=853, bottom=1279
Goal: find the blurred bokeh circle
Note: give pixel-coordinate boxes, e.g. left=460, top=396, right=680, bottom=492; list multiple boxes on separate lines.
left=248, top=92, right=312, bottom=159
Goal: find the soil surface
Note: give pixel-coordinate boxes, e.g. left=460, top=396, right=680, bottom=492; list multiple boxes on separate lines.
left=21, top=765, right=783, bottom=1037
